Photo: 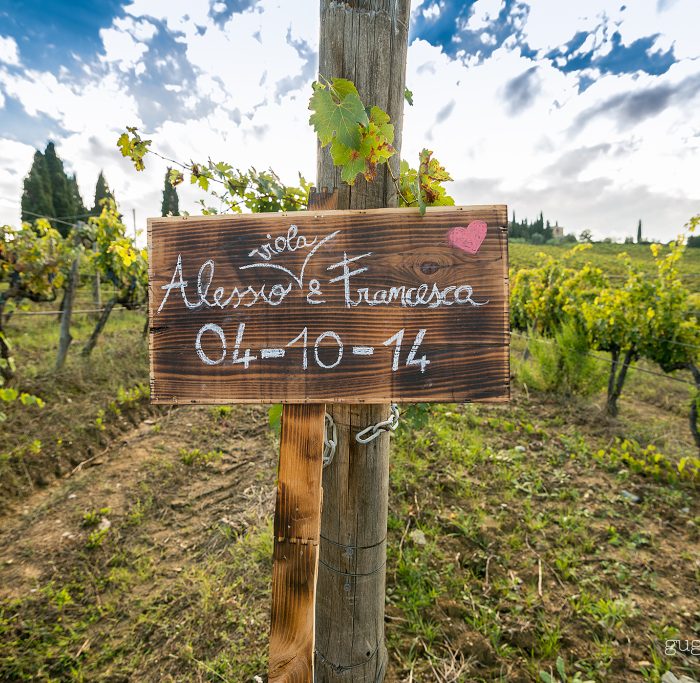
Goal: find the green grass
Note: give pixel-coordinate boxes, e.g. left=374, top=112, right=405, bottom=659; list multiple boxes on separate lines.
left=383, top=397, right=698, bottom=681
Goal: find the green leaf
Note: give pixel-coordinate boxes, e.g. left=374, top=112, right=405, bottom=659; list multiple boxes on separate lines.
left=19, top=393, right=44, bottom=408
left=404, top=87, right=414, bottom=106
left=412, top=178, right=426, bottom=215
left=309, top=88, right=368, bottom=149
left=556, top=657, right=566, bottom=679
left=369, top=106, right=394, bottom=144
left=0, top=387, right=18, bottom=403
left=330, top=78, right=359, bottom=99
left=268, top=403, right=283, bottom=433
left=168, top=169, right=184, bottom=186
left=116, top=133, right=130, bottom=156
left=330, top=141, right=366, bottom=185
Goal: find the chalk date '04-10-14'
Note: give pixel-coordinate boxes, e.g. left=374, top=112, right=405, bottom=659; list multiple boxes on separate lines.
left=194, top=323, right=431, bottom=373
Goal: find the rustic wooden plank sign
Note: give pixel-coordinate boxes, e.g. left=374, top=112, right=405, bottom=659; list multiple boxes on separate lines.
left=147, top=205, right=509, bottom=404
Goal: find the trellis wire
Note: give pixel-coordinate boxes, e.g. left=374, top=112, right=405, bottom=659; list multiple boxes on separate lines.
left=511, top=330, right=695, bottom=387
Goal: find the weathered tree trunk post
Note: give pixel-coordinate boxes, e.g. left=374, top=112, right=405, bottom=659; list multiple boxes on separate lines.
left=314, top=2, right=410, bottom=680
left=92, top=243, right=102, bottom=319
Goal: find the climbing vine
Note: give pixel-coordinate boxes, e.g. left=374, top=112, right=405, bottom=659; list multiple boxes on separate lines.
left=118, top=77, right=454, bottom=214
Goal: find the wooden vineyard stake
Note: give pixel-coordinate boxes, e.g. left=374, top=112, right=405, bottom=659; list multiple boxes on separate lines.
left=268, top=403, right=326, bottom=682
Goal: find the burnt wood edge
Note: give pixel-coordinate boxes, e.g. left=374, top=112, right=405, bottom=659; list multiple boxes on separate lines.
left=147, top=218, right=157, bottom=403
left=149, top=394, right=510, bottom=405
left=147, top=204, right=509, bottom=225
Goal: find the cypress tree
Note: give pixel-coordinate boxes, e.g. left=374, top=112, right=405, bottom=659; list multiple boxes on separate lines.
left=636, top=219, right=642, bottom=244
left=91, top=171, right=115, bottom=215
left=161, top=168, right=180, bottom=216
left=21, top=150, right=54, bottom=224
left=44, top=142, right=75, bottom=235
left=69, top=174, right=87, bottom=216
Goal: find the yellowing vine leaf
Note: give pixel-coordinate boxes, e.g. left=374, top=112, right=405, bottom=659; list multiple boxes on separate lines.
left=116, top=127, right=152, bottom=172
left=331, top=145, right=367, bottom=184
left=325, top=104, right=396, bottom=185
left=398, top=150, right=454, bottom=214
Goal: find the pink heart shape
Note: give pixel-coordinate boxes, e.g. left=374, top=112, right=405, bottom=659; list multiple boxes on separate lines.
left=447, top=221, right=488, bottom=255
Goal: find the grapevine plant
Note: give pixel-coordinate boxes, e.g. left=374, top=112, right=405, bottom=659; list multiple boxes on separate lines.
left=118, top=78, right=454, bottom=214
left=82, top=200, right=148, bottom=357
left=511, top=237, right=700, bottom=444
left=0, top=220, right=70, bottom=380
left=0, top=219, right=68, bottom=417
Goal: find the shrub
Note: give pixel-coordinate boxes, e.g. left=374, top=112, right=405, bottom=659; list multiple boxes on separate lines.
left=516, top=322, right=605, bottom=397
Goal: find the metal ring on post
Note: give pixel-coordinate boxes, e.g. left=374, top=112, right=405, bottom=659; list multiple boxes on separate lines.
left=355, top=404, right=400, bottom=444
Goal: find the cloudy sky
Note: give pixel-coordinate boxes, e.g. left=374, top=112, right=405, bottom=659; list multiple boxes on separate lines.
left=0, top=0, right=698, bottom=241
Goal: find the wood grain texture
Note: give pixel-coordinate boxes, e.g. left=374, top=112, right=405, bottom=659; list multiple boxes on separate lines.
left=148, top=205, right=509, bottom=404
left=316, top=404, right=391, bottom=682
left=269, top=404, right=325, bottom=683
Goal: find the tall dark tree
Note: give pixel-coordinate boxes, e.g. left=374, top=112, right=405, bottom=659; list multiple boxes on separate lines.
left=91, top=171, right=115, bottom=215
left=21, top=150, right=54, bottom=224
left=20, top=143, right=85, bottom=237
left=44, top=142, right=74, bottom=226
left=69, top=174, right=87, bottom=216
left=160, top=168, right=180, bottom=216
left=637, top=219, right=643, bottom=244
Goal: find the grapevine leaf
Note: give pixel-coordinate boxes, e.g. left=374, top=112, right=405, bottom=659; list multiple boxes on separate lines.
left=404, top=87, right=414, bottom=106
left=411, top=178, right=426, bottom=215
left=168, top=169, right=184, bottom=186
left=330, top=141, right=366, bottom=185
left=330, top=78, right=360, bottom=100
left=418, top=148, right=453, bottom=206
left=116, top=127, right=151, bottom=172
left=309, top=88, right=368, bottom=149
left=116, top=133, right=130, bottom=157
left=0, top=387, right=18, bottom=402
left=369, top=106, right=394, bottom=144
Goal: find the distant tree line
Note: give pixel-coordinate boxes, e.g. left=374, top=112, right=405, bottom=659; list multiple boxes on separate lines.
left=20, top=142, right=179, bottom=236
left=509, top=211, right=576, bottom=245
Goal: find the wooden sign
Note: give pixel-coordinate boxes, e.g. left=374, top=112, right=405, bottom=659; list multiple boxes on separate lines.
left=148, top=205, right=509, bottom=404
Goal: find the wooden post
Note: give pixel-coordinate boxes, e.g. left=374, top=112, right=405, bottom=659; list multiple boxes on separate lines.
left=314, top=2, right=410, bottom=680
left=55, top=252, right=81, bottom=370
left=269, top=404, right=326, bottom=682
left=92, top=242, right=101, bottom=319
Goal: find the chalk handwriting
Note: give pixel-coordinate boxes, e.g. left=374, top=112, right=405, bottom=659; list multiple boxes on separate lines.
left=195, top=323, right=431, bottom=373
left=247, top=224, right=318, bottom=261
left=157, top=225, right=489, bottom=313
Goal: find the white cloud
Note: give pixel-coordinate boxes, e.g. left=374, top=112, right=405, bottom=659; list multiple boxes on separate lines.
left=422, top=3, right=442, bottom=21
left=403, top=35, right=700, bottom=239
left=522, top=0, right=700, bottom=62
left=0, top=139, right=40, bottom=226
left=466, top=0, right=504, bottom=31
left=521, top=2, right=612, bottom=53
left=0, top=36, right=19, bottom=66
left=0, top=68, right=142, bottom=135
left=99, top=17, right=157, bottom=73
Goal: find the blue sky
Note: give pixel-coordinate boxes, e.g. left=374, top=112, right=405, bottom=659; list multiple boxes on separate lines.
left=0, top=0, right=698, bottom=240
